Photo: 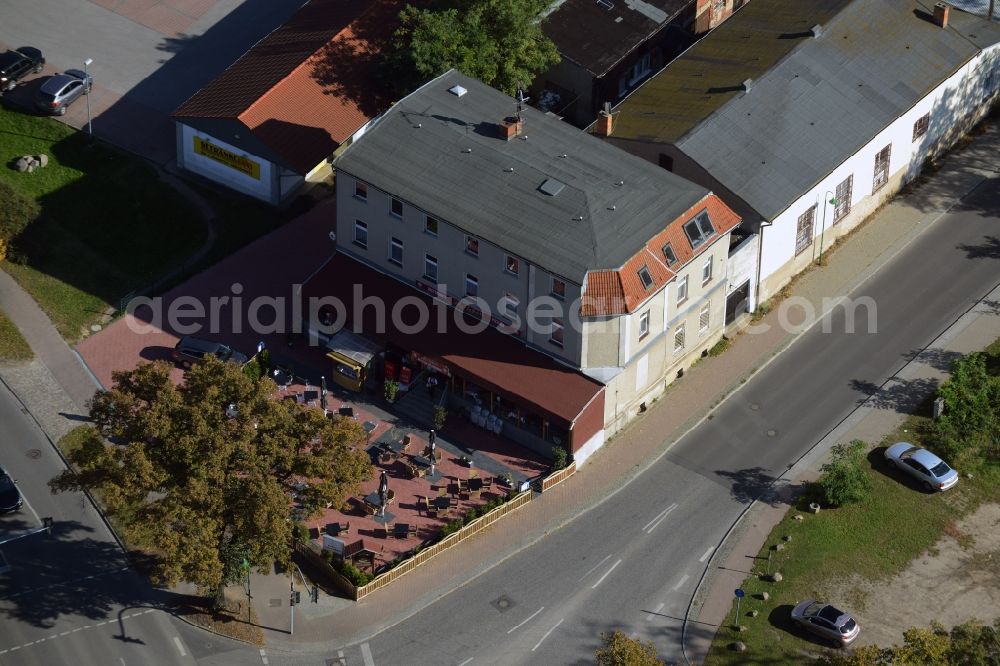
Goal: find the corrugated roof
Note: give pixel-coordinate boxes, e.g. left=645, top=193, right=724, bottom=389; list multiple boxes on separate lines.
left=543, top=0, right=691, bottom=77
left=674, top=0, right=1000, bottom=220
left=173, top=0, right=401, bottom=173
left=334, top=70, right=709, bottom=281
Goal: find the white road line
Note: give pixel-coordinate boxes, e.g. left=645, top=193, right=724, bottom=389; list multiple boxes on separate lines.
left=645, top=503, right=679, bottom=534
left=259, top=647, right=269, bottom=665
left=144, top=609, right=154, bottom=614
left=531, top=618, right=564, bottom=652
left=578, top=554, right=613, bottom=581
left=96, top=621, right=107, bottom=627
left=47, top=634, right=57, bottom=640
left=9, top=645, right=19, bottom=651
left=457, top=658, right=474, bottom=666
left=16, top=486, right=42, bottom=526
left=173, top=636, right=187, bottom=657
left=507, top=606, right=545, bottom=634
left=120, top=659, right=126, bottom=666
left=645, top=602, right=665, bottom=622
left=6, top=567, right=129, bottom=599
left=699, top=546, right=715, bottom=563
left=672, top=574, right=690, bottom=591
left=361, top=642, right=375, bottom=666
left=59, top=631, right=70, bottom=636
left=642, top=503, right=677, bottom=532
left=592, top=559, right=623, bottom=589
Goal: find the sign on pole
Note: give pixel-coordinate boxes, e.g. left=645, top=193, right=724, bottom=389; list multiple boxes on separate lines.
left=734, top=588, right=745, bottom=621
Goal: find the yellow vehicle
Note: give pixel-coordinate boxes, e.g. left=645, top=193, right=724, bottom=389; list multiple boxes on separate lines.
left=325, top=330, right=381, bottom=392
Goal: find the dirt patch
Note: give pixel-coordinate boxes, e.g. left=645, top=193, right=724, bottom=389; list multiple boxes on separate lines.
left=827, top=503, right=1000, bottom=648
left=173, top=592, right=265, bottom=646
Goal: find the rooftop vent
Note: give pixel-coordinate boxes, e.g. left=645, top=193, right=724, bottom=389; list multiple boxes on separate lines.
left=809, top=24, right=823, bottom=37
left=741, top=78, right=753, bottom=92
left=539, top=178, right=566, bottom=196
left=448, top=85, right=468, bottom=97
left=596, top=0, right=614, bottom=9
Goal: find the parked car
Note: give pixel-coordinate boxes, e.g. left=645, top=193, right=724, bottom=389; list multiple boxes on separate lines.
left=791, top=600, right=860, bottom=645
left=0, top=465, right=23, bottom=513
left=884, top=442, right=959, bottom=491
left=0, top=47, right=44, bottom=92
left=172, top=336, right=249, bottom=368
left=35, top=69, right=91, bottom=115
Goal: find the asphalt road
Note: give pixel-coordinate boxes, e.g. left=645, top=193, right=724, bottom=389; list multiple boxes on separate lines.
left=0, top=382, right=258, bottom=665
left=356, top=179, right=1000, bottom=665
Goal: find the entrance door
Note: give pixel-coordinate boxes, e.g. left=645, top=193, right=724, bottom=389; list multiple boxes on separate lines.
left=725, top=281, right=750, bottom=325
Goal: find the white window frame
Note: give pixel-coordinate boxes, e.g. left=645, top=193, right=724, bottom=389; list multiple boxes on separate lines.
left=389, top=237, right=403, bottom=266
left=638, top=310, right=650, bottom=340
left=424, top=254, right=438, bottom=283
left=354, top=181, right=367, bottom=201
left=505, top=254, right=520, bottom=276
left=684, top=211, right=716, bottom=249
left=677, top=275, right=689, bottom=305
left=465, top=274, right=478, bottom=297
left=673, top=324, right=685, bottom=354
left=425, top=215, right=438, bottom=236
left=353, top=220, right=368, bottom=248
left=702, top=257, right=713, bottom=285
left=699, top=302, right=711, bottom=334
left=550, top=318, right=564, bottom=347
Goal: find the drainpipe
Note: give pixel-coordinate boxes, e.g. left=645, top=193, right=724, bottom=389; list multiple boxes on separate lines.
left=753, top=220, right=773, bottom=311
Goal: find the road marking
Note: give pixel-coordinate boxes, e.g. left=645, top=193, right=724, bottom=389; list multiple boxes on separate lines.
left=0, top=608, right=157, bottom=653
left=97, top=621, right=107, bottom=627
left=592, top=559, right=622, bottom=589
left=531, top=618, right=564, bottom=652
left=259, top=647, right=269, bottom=665
left=645, top=602, right=665, bottom=621
left=457, top=658, right=474, bottom=666
left=643, top=503, right=678, bottom=534
left=507, top=606, right=545, bottom=634
left=120, top=659, right=126, bottom=666
left=173, top=636, right=187, bottom=657
left=699, top=547, right=715, bottom=563
left=672, top=574, right=690, bottom=591
left=60, top=631, right=70, bottom=636
left=361, top=642, right=375, bottom=666
left=578, top=554, right=613, bottom=581
left=16, top=485, right=42, bottom=526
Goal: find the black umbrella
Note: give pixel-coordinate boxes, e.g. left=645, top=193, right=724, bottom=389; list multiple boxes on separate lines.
left=320, top=375, right=328, bottom=412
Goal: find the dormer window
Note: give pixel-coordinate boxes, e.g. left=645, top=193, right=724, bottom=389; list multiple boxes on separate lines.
left=662, top=242, right=678, bottom=267
left=684, top=211, right=715, bottom=249
left=637, top=265, right=654, bottom=290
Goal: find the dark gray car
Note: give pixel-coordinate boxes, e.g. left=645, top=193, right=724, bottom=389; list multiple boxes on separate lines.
left=35, top=69, right=91, bottom=115
left=0, top=465, right=23, bottom=513
left=172, top=336, right=249, bottom=369
left=791, top=600, right=860, bottom=645
left=0, top=47, right=44, bottom=92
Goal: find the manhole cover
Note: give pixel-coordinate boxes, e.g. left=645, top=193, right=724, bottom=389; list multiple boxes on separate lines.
left=269, top=598, right=282, bottom=608
left=26, top=449, right=41, bottom=459
left=767, top=429, right=777, bottom=437
left=749, top=403, right=760, bottom=411
left=491, top=595, right=516, bottom=613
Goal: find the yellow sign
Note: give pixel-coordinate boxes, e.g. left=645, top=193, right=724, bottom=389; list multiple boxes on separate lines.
left=193, top=137, right=261, bottom=180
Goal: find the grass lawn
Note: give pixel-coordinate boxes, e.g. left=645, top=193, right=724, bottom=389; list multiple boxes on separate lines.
left=704, top=343, right=1000, bottom=665
left=0, top=105, right=205, bottom=341
left=0, top=306, right=32, bottom=361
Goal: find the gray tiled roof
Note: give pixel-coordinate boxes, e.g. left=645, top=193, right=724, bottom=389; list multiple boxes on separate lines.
left=675, top=0, right=1000, bottom=221
left=335, top=70, right=709, bottom=280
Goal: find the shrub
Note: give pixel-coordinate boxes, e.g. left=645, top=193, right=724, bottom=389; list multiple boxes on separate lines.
left=242, top=357, right=264, bottom=381
left=331, top=558, right=374, bottom=586
left=816, top=440, right=872, bottom=507
left=551, top=445, right=568, bottom=470
left=708, top=337, right=731, bottom=357
left=596, top=631, right=663, bottom=666
left=384, top=379, right=399, bottom=402
left=432, top=405, right=447, bottom=430
left=289, top=521, right=309, bottom=545
left=934, top=352, right=1000, bottom=467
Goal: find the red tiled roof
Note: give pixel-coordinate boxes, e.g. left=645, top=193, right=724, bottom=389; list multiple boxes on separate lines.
left=173, top=0, right=403, bottom=173
left=582, top=194, right=742, bottom=316
left=302, top=253, right=605, bottom=426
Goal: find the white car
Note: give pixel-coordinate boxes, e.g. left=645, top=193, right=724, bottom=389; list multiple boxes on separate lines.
left=884, top=442, right=958, bottom=491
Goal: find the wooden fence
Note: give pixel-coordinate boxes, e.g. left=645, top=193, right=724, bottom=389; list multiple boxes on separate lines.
left=299, top=489, right=533, bottom=601
left=540, top=461, right=577, bottom=492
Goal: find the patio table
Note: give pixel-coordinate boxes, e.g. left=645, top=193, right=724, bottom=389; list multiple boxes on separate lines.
left=364, top=491, right=391, bottom=509
left=469, top=478, right=484, bottom=492
left=393, top=523, right=410, bottom=539
left=338, top=406, right=355, bottom=418
left=432, top=496, right=451, bottom=510
left=382, top=439, right=406, bottom=455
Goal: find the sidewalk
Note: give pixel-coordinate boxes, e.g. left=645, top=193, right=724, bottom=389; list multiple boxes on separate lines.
left=0, top=103, right=997, bottom=660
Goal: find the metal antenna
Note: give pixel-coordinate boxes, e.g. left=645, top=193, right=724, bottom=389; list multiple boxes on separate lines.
left=516, top=85, right=530, bottom=122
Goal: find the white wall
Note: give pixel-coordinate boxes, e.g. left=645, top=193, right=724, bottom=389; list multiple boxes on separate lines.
left=758, top=46, right=1000, bottom=298
left=178, top=123, right=276, bottom=203
left=726, top=232, right=758, bottom=309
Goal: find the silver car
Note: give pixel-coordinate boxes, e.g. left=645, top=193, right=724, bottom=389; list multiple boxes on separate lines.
left=35, top=69, right=91, bottom=115
left=884, top=442, right=959, bottom=492
left=791, top=600, right=860, bottom=645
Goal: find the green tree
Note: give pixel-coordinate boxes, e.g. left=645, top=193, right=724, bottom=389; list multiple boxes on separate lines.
left=595, top=631, right=663, bottom=666
left=384, top=0, right=560, bottom=97
left=816, top=439, right=872, bottom=507
left=50, top=358, right=373, bottom=599
left=935, top=352, right=1000, bottom=466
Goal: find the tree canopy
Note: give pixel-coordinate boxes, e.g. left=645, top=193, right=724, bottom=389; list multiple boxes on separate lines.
left=816, top=439, right=872, bottom=507
left=934, top=351, right=1000, bottom=467
left=384, top=0, right=560, bottom=97
left=51, top=359, right=372, bottom=594
left=820, top=618, right=1000, bottom=665
left=595, top=631, right=664, bottom=666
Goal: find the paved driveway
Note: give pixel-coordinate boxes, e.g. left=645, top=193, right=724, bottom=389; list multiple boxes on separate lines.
left=0, top=0, right=304, bottom=163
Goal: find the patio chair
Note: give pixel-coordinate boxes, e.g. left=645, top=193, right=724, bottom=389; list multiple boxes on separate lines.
left=408, top=524, right=417, bottom=537
left=415, top=495, right=427, bottom=515
left=426, top=507, right=439, bottom=519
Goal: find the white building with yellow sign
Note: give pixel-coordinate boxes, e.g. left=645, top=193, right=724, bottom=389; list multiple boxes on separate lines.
left=171, top=0, right=397, bottom=205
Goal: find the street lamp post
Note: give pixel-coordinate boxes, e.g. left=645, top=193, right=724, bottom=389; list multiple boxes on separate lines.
left=83, top=58, right=93, bottom=137
left=816, top=190, right=838, bottom=265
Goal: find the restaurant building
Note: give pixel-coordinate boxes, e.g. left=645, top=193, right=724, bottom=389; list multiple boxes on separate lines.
left=309, top=70, right=741, bottom=463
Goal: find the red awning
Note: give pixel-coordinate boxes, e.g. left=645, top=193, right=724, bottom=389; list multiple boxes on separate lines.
left=302, top=254, right=604, bottom=426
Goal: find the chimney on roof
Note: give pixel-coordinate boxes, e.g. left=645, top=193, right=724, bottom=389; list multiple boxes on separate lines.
left=596, top=102, right=614, bottom=137
left=741, top=78, right=753, bottom=92
left=933, top=1, right=950, bottom=28
left=500, top=117, right=523, bottom=140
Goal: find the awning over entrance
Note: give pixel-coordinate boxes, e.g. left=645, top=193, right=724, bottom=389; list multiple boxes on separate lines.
left=302, top=254, right=605, bottom=431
